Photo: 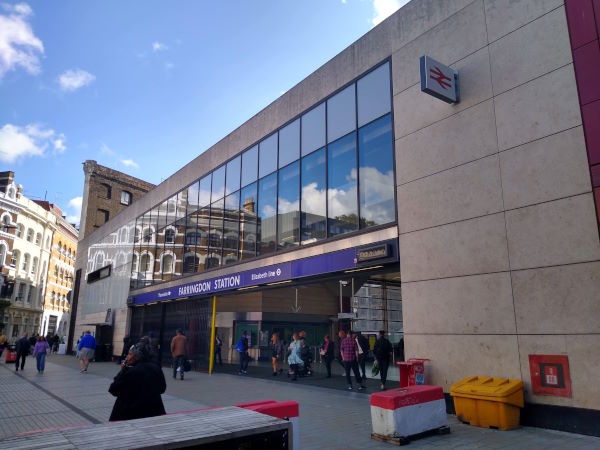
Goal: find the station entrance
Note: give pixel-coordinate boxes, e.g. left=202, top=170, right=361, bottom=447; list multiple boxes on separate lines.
left=128, top=266, right=403, bottom=373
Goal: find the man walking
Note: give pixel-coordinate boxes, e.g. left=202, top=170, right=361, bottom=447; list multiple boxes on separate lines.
left=237, top=330, right=249, bottom=375
left=78, top=330, right=96, bottom=373
left=339, top=330, right=365, bottom=391
left=215, top=334, right=223, bottom=365
left=170, top=329, right=187, bottom=380
left=15, top=332, right=31, bottom=371
left=373, top=330, right=393, bottom=390
left=353, top=331, right=369, bottom=381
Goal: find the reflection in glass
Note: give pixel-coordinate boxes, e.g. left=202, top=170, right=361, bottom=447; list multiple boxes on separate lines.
left=301, top=103, right=325, bottom=156
left=279, top=119, right=299, bottom=168
left=357, top=63, right=391, bottom=127
left=239, top=182, right=257, bottom=260
left=183, top=211, right=198, bottom=274
left=211, top=166, right=225, bottom=202
left=223, top=191, right=240, bottom=265
left=226, top=156, right=241, bottom=195
left=327, top=85, right=356, bottom=143
left=207, top=199, right=224, bottom=269
left=199, top=174, right=212, bottom=207
left=196, top=205, right=210, bottom=272
left=241, top=145, right=258, bottom=187
left=257, top=173, right=277, bottom=255
left=259, top=134, right=278, bottom=178
left=358, top=114, right=395, bottom=228
left=278, top=161, right=300, bottom=249
left=301, top=148, right=326, bottom=244
left=328, top=133, right=358, bottom=236
left=187, top=181, right=200, bottom=214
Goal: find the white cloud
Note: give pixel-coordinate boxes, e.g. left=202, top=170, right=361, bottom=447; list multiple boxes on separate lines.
left=0, top=2, right=44, bottom=79
left=371, top=0, right=409, bottom=26
left=100, top=142, right=115, bottom=156
left=58, top=69, right=95, bottom=92
left=152, top=41, right=168, bottom=52
left=0, top=123, right=65, bottom=162
left=165, top=62, right=174, bottom=70
left=120, top=158, right=139, bottom=169
left=66, top=196, right=82, bottom=225
left=53, top=133, right=66, bottom=152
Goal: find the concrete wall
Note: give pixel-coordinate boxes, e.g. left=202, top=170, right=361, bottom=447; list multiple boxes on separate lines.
left=394, top=0, right=600, bottom=409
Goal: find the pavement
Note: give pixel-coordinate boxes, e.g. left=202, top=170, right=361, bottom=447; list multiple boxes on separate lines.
left=1, top=354, right=600, bottom=449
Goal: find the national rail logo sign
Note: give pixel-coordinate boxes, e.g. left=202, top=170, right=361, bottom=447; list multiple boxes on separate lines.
left=420, top=55, right=459, bottom=104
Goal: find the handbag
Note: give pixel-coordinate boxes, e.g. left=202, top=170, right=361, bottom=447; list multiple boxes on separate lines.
left=371, top=360, right=380, bottom=377
left=183, top=359, right=191, bottom=372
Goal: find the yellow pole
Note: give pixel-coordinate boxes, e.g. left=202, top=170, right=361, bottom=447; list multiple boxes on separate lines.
left=209, top=295, right=216, bottom=375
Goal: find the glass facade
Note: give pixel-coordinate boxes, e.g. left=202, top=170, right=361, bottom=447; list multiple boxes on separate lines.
left=130, top=61, right=395, bottom=288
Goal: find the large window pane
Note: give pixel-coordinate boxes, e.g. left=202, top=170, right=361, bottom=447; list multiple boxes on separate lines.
left=207, top=199, right=224, bottom=269
left=359, top=114, right=395, bottom=228
left=183, top=211, right=199, bottom=275
left=301, top=103, right=325, bottom=156
left=257, top=173, right=277, bottom=255
left=211, top=166, right=225, bottom=202
left=278, top=161, right=300, bottom=249
left=226, top=156, right=241, bottom=195
left=241, top=145, right=258, bottom=187
left=240, top=182, right=257, bottom=260
left=187, top=182, right=200, bottom=214
left=301, top=148, right=327, bottom=244
left=199, top=174, right=212, bottom=207
left=196, top=206, right=210, bottom=272
left=259, top=134, right=278, bottom=178
left=279, top=119, right=299, bottom=168
left=357, top=62, right=391, bottom=127
left=327, top=85, right=356, bottom=143
left=328, top=133, right=358, bottom=236
left=223, top=191, right=239, bottom=265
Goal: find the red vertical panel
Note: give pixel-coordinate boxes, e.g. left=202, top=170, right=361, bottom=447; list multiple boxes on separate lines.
left=594, top=187, right=600, bottom=223
left=595, top=0, right=600, bottom=38
left=591, top=164, right=600, bottom=187
left=565, top=0, right=598, bottom=49
left=573, top=40, right=600, bottom=105
left=582, top=101, right=600, bottom=166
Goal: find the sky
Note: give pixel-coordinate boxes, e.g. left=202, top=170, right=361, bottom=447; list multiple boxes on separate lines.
left=0, top=0, right=408, bottom=225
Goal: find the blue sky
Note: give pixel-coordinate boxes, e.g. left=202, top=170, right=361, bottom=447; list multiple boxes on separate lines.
left=0, top=0, right=406, bottom=225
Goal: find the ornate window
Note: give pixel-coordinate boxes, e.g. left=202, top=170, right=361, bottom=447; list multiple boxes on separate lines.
left=15, top=224, right=23, bottom=238
left=22, top=253, right=30, bottom=271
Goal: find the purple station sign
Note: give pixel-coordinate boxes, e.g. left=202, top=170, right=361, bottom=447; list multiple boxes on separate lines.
left=133, top=240, right=396, bottom=305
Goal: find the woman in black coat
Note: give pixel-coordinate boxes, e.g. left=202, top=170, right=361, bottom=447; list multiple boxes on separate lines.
left=109, top=338, right=166, bottom=421
left=321, top=334, right=335, bottom=378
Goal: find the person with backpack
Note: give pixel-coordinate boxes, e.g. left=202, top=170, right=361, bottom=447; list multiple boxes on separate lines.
left=373, top=330, right=393, bottom=390
left=353, top=331, right=370, bottom=381
left=236, top=330, right=249, bottom=375
left=170, top=328, right=187, bottom=380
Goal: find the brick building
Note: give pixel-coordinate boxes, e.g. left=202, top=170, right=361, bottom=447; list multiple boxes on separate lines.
left=79, top=161, right=154, bottom=240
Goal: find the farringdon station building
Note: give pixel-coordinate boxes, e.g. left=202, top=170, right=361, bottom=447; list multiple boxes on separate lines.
left=73, top=0, right=600, bottom=434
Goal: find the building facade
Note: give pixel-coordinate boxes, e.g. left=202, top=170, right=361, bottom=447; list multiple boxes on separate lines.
left=74, top=0, right=600, bottom=434
left=34, top=201, right=78, bottom=338
left=0, top=173, right=54, bottom=339
left=78, top=160, right=155, bottom=240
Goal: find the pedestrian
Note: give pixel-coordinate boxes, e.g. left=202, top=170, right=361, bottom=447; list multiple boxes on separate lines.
left=15, top=332, right=31, bottom=371
left=0, top=330, right=6, bottom=358
left=77, top=330, right=96, bottom=373
left=146, top=331, right=160, bottom=365
left=29, top=333, right=37, bottom=354
left=120, top=335, right=131, bottom=363
left=170, top=328, right=187, bottom=380
left=320, top=334, right=335, bottom=378
left=33, top=336, right=50, bottom=373
left=271, top=332, right=283, bottom=376
left=373, top=330, right=393, bottom=390
left=287, top=332, right=303, bottom=381
left=109, top=339, right=166, bottom=421
left=52, top=334, right=60, bottom=353
left=353, top=331, right=370, bottom=381
left=215, top=334, right=223, bottom=365
left=236, top=330, right=249, bottom=375
left=339, top=330, right=365, bottom=391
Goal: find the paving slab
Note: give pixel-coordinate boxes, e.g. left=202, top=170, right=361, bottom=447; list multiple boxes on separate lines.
left=0, top=356, right=599, bottom=449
